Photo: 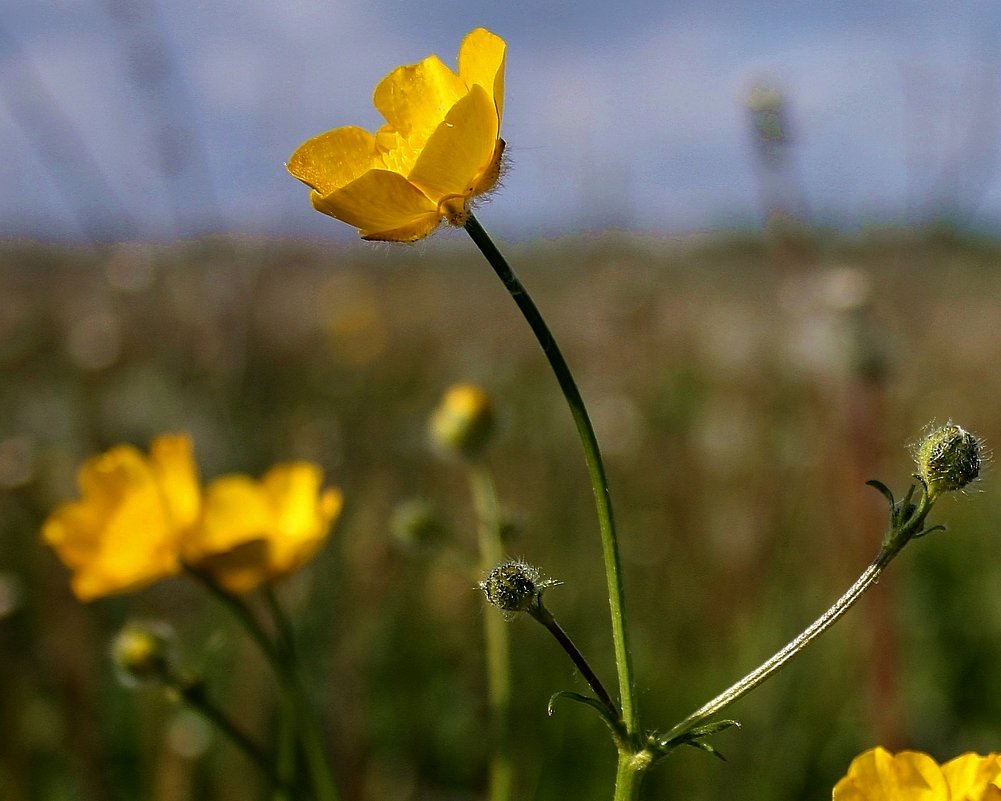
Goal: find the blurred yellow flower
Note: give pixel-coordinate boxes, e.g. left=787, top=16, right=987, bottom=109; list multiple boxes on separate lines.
left=182, top=463, right=342, bottom=594
left=42, top=435, right=200, bottom=601
left=429, top=382, right=495, bottom=459
left=834, top=747, right=1001, bottom=801
left=287, top=27, right=506, bottom=242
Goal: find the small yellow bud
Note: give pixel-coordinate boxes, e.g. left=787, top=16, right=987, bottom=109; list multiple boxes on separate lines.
left=914, top=422, right=984, bottom=499
left=111, top=622, right=172, bottom=684
left=429, top=383, right=495, bottom=459
left=479, top=559, right=558, bottom=616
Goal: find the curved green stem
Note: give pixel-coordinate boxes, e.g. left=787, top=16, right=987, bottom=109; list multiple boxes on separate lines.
left=185, top=565, right=340, bottom=801
left=663, top=555, right=891, bottom=741
left=663, top=484, right=933, bottom=742
left=464, top=213, right=638, bottom=737
left=265, top=591, right=341, bottom=801
left=185, top=564, right=283, bottom=667
left=469, top=461, right=514, bottom=801
left=529, top=600, right=620, bottom=729
left=263, top=588, right=297, bottom=801
left=167, top=669, right=290, bottom=790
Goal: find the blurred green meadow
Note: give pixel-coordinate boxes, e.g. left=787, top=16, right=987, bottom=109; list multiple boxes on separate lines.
left=2, top=226, right=1001, bottom=801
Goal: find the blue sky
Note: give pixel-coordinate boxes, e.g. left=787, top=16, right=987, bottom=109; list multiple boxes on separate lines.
left=3, top=1, right=1001, bottom=241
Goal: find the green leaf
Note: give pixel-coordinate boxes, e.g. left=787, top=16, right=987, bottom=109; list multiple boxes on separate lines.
left=651, top=719, right=741, bottom=764
left=547, top=690, right=625, bottom=746
left=865, top=479, right=895, bottom=509
left=684, top=738, right=729, bottom=761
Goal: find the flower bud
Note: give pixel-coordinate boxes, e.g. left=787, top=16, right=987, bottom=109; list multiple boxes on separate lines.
left=429, top=383, right=495, bottom=459
left=479, top=559, right=558, bottom=616
left=389, top=498, right=447, bottom=549
left=914, top=422, right=984, bottom=499
left=111, top=622, right=172, bottom=685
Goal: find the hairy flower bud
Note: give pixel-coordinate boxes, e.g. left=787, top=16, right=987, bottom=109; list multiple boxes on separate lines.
left=429, top=383, right=495, bottom=459
left=479, top=559, right=558, bottom=616
left=915, top=422, right=984, bottom=499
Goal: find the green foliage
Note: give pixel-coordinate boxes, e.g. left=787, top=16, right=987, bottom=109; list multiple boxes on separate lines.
left=2, top=228, right=1000, bottom=800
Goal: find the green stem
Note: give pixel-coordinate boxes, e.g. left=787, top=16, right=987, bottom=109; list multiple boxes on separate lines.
left=663, top=546, right=899, bottom=742
left=263, top=587, right=304, bottom=801
left=167, top=670, right=291, bottom=793
left=529, top=601, right=620, bottom=727
left=664, top=485, right=934, bottom=742
left=613, top=749, right=650, bottom=801
left=469, top=461, right=514, bottom=801
left=464, top=213, right=638, bottom=737
left=185, top=564, right=283, bottom=667
left=185, top=565, right=340, bottom=801
left=265, top=590, right=342, bottom=801
left=264, top=586, right=298, bottom=662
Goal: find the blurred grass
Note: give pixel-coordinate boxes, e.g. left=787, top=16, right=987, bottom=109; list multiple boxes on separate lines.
left=2, top=225, right=1001, bottom=801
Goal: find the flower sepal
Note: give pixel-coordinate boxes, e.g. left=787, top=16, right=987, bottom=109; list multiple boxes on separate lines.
left=548, top=690, right=627, bottom=748
left=650, top=719, right=741, bottom=764
left=866, top=479, right=942, bottom=557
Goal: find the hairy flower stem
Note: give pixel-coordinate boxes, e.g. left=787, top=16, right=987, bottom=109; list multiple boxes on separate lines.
left=464, top=213, right=638, bottom=739
left=663, top=486, right=934, bottom=743
left=468, top=461, right=515, bottom=801
left=185, top=566, right=341, bottom=801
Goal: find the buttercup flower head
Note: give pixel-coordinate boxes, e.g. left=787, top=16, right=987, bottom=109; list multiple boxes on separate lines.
left=182, top=463, right=342, bottom=594
left=287, top=27, right=506, bottom=242
left=42, top=435, right=200, bottom=601
left=429, top=382, right=495, bottom=459
left=834, top=747, right=1001, bottom=801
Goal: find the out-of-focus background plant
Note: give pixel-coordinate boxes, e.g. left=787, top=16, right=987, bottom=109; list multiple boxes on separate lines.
left=2, top=227, right=1000, bottom=800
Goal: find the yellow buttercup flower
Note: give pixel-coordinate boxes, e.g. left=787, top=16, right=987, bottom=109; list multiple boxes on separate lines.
left=287, top=27, right=506, bottom=242
left=182, top=463, right=342, bottom=594
left=834, top=747, right=1001, bottom=801
left=42, top=435, right=200, bottom=601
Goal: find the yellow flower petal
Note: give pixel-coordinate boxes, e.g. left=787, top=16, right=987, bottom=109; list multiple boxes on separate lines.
left=261, top=463, right=342, bottom=578
left=373, top=54, right=467, bottom=146
left=287, top=126, right=379, bottom=194
left=150, top=434, right=201, bottom=531
left=312, top=169, right=441, bottom=242
left=408, top=84, right=499, bottom=206
left=288, top=28, right=506, bottom=241
left=190, top=475, right=272, bottom=557
left=458, top=27, right=506, bottom=122
left=833, top=748, right=947, bottom=801
left=184, top=464, right=341, bottom=593
left=942, top=753, right=1001, bottom=800
left=42, top=442, right=189, bottom=600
